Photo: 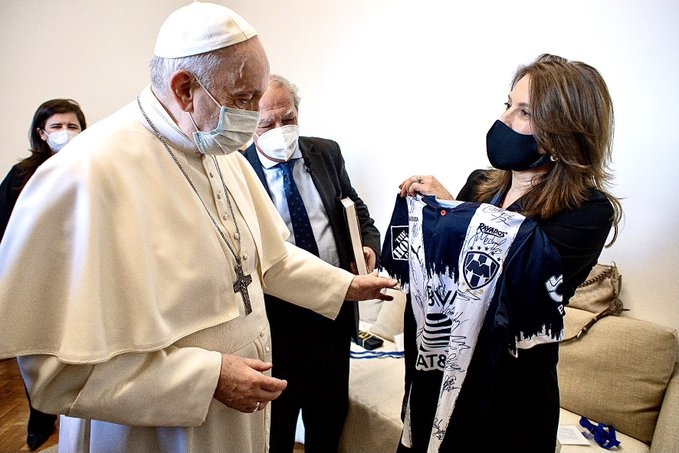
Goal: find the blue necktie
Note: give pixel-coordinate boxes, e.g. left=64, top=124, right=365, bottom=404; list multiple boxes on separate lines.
left=278, top=159, right=319, bottom=256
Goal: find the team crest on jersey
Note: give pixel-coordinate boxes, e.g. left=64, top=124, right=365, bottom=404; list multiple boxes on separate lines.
left=390, top=225, right=409, bottom=261
left=463, top=252, right=500, bottom=289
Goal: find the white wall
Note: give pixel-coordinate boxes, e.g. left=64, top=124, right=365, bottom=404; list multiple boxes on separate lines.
left=1, top=0, right=678, bottom=332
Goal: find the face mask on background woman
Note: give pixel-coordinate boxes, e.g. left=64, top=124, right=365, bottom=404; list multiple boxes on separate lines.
left=46, top=130, right=79, bottom=152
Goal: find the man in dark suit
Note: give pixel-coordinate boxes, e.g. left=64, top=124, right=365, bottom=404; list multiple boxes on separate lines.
left=243, top=74, right=380, bottom=453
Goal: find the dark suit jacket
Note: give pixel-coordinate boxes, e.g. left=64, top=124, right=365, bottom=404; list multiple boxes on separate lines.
left=243, top=136, right=380, bottom=337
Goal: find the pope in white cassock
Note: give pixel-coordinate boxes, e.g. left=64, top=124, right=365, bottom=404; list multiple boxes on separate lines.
left=0, top=3, right=395, bottom=452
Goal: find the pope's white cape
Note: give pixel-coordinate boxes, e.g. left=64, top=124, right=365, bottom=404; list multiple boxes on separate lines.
left=0, top=87, right=352, bottom=364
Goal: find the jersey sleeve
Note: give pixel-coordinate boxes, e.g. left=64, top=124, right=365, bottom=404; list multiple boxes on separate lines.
left=379, top=194, right=412, bottom=290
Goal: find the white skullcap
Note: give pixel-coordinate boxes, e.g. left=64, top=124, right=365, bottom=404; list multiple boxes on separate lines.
left=154, top=2, right=257, bottom=58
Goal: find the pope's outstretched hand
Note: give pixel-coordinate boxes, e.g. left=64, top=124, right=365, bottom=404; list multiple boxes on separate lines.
left=345, top=271, right=398, bottom=302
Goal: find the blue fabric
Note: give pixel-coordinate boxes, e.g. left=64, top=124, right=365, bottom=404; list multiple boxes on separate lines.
left=580, top=417, right=621, bottom=450
left=278, top=159, right=319, bottom=256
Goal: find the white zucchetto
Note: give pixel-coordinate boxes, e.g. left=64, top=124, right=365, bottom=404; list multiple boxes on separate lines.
left=154, top=2, right=257, bottom=58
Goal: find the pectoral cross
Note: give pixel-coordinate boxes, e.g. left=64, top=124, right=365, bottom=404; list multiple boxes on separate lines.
left=233, top=263, right=253, bottom=315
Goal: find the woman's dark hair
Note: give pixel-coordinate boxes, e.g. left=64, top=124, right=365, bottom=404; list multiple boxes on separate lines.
left=17, top=98, right=87, bottom=186
left=475, top=54, right=622, bottom=245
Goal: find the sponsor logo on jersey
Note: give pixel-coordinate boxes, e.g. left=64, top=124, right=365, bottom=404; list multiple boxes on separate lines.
left=390, top=225, right=409, bottom=261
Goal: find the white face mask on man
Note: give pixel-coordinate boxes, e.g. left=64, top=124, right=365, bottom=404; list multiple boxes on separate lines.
left=255, top=125, right=300, bottom=162
left=46, top=130, right=79, bottom=152
left=189, top=78, right=260, bottom=156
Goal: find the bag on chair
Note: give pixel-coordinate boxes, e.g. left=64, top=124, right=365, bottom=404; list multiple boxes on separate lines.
left=562, top=263, right=626, bottom=342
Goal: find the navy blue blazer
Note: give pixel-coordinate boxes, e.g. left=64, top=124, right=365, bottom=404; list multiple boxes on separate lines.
left=242, top=136, right=380, bottom=335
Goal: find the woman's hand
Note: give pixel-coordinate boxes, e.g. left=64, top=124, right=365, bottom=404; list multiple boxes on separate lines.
left=398, top=175, right=455, bottom=200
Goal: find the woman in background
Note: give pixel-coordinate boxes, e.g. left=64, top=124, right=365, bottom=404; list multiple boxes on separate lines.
left=1, top=98, right=86, bottom=238
left=0, top=98, right=86, bottom=450
left=395, top=54, right=622, bottom=452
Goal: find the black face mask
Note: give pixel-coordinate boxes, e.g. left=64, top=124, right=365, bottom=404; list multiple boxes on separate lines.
left=486, top=120, right=551, bottom=171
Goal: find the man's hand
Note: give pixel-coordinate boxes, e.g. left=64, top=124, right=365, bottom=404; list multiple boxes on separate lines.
left=362, top=247, right=377, bottom=273
left=345, top=271, right=398, bottom=301
left=214, top=354, right=287, bottom=413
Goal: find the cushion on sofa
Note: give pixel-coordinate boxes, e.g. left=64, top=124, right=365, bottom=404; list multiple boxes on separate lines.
left=358, top=299, right=384, bottom=324
left=558, top=307, right=678, bottom=444
left=340, top=337, right=405, bottom=453
left=368, top=289, right=406, bottom=341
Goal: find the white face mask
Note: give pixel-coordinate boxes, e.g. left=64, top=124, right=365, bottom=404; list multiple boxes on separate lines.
left=190, top=79, right=260, bottom=155
left=46, top=130, right=79, bottom=152
left=255, top=125, right=300, bottom=162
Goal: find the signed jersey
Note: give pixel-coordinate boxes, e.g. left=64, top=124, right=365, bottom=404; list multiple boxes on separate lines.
left=380, top=195, right=564, bottom=453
